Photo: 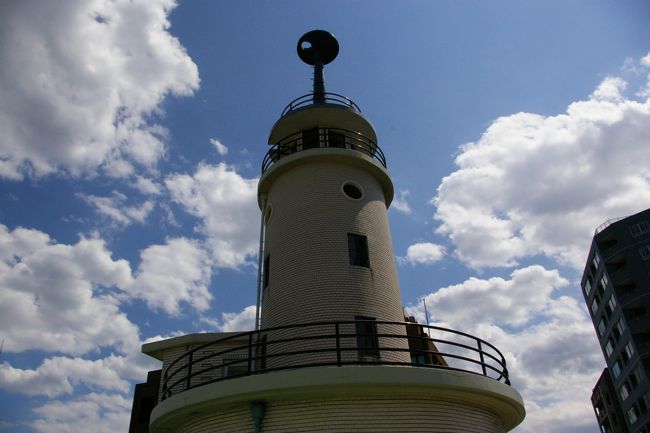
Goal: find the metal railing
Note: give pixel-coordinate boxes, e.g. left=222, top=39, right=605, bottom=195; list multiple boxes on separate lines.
left=281, top=92, right=361, bottom=117
left=262, top=127, right=386, bottom=173
left=161, top=320, right=510, bottom=401
left=595, top=217, right=625, bottom=235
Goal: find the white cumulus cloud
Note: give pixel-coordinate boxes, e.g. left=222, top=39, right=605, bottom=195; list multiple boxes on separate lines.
left=129, top=237, right=213, bottom=315
left=31, top=392, right=132, bottom=433
left=210, top=137, right=229, bottom=156
left=391, top=189, right=412, bottom=214
left=434, top=73, right=650, bottom=270
left=218, top=305, right=257, bottom=332
left=78, top=191, right=155, bottom=226
left=0, top=0, right=199, bottom=179
left=166, top=162, right=260, bottom=268
left=406, top=266, right=602, bottom=433
left=0, top=225, right=138, bottom=355
left=401, top=242, right=445, bottom=265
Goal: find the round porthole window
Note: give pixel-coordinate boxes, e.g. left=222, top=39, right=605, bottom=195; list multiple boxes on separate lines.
left=342, top=182, right=363, bottom=200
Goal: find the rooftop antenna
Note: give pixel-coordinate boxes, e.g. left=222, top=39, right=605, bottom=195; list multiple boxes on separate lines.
left=297, top=30, right=339, bottom=104
left=422, top=298, right=431, bottom=338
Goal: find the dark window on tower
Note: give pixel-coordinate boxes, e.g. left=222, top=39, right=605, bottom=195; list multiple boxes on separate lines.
left=328, top=130, right=346, bottom=148
left=302, top=127, right=320, bottom=150
left=348, top=233, right=369, bottom=267
left=263, top=255, right=270, bottom=288
left=355, top=316, right=379, bottom=358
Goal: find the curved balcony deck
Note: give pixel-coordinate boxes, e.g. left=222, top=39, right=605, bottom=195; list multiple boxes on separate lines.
left=160, top=319, right=511, bottom=401
left=262, top=127, right=386, bottom=173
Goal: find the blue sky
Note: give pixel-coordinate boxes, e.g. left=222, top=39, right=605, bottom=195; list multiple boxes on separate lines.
left=1, top=1, right=649, bottom=432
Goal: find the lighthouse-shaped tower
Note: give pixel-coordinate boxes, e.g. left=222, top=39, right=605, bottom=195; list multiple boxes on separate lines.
left=256, top=30, right=409, bottom=366
left=137, top=31, right=525, bottom=433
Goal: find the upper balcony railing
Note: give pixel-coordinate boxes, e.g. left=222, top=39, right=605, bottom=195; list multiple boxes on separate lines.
left=160, top=319, right=511, bottom=401
left=262, top=127, right=386, bottom=173
left=281, top=92, right=361, bottom=117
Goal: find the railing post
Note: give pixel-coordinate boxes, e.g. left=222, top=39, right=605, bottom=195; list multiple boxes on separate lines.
left=186, top=351, right=193, bottom=391
left=248, top=332, right=254, bottom=374
left=335, top=322, right=342, bottom=366
left=477, top=340, right=487, bottom=377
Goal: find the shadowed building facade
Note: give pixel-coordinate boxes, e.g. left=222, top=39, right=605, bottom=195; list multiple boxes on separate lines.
left=130, top=30, right=525, bottom=433
left=583, top=208, right=650, bottom=433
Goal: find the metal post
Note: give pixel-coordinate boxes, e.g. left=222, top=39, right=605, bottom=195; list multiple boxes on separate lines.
left=255, top=194, right=267, bottom=331
left=186, top=352, right=193, bottom=391
left=335, top=322, right=341, bottom=366
left=477, top=340, right=487, bottom=377
left=248, top=332, right=254, bottom=374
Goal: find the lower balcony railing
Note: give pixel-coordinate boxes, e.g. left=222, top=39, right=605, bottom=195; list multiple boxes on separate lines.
left=161, top=320, right=511, bottom=401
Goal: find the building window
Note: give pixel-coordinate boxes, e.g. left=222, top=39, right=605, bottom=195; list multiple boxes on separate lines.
left=342, top=181, right=363, bottom=200
left=607, top=295, right=617, bottom=314
left=601, top=274, right=609, bottom=289
left=584, top=280, right=592, bottom=296
left=612, top=361, right=622, bottom=379
left=348, top=233, right=370, bottom=267
left=301, top=127, right=321, bottom=150
left=627, top=406, right=639, bottom=425
left=616, top=318, right=626, bottom=337
left=598, top=319, right=607, bottom=336
left=328, top=130, right=347, bottom=149
left=625, top=342, right=635, bottom=359
left=630, top=221, right=650, bottom=237
left=592, top=299, right=599, bottom=314
left=639, top=244, right=650, bottom=261
left=605, top=340, right=614, bottom=358
left=593, top=253, right=601, bottom=269
left=263, top=255, right=270, bottom=288
left=355, top=316, right=379, bottom=358
left=222, top=356, right=248, bottom=377
left=620, top=383, right=630, bottom=401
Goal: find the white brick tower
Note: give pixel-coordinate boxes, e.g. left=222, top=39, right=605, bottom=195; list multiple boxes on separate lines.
left=136, top=30, right=526, bottom=433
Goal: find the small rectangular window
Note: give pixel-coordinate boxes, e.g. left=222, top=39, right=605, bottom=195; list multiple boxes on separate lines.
left=348, top=233, right=370, bottom=267
left=630, top=221, right=650, bottom=238
left=263, top=255, right=270, bottom=288
left=625, top=342, right=635, bottom=359
left=617, top=318, right=626, bottom=336
left=355, top=316, right=379, bottom=358
left=591, top=299, right=599, bottom=314
left=639, top=244, right=650, bottom=261
left=612, top=361, right=621, bottom=378
left=620, top=383, right=630, bottom=400
left=627, top=406, right=638, bottom=424
left=301, top=127, right=321, bottom=150
left=327, top=130, right=347, bottom=149
left=584, top=280, right=592, bottom=296
left=608, top=295, right=617, bottom=313
left=593, top=253, right=601, bottom=269
left=601, top=274, right=609, bottom=289
left=605, top=340, right=614, bottom=357
left=598, top=319, right=607, bottom=336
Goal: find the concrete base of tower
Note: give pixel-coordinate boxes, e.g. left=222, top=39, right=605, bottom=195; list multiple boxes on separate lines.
left=150, top=365, right=525, bottom=433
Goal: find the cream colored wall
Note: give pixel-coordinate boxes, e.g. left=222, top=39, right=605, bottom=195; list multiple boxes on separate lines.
left=178, top=397, right=504, bottom=433
left=259, top=155, right=409, bottom=365
left=261, top=158, right=403, bottom=327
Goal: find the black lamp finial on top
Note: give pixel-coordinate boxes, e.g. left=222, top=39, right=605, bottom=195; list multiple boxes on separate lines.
left=297, top=30, right=339, bottom=103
